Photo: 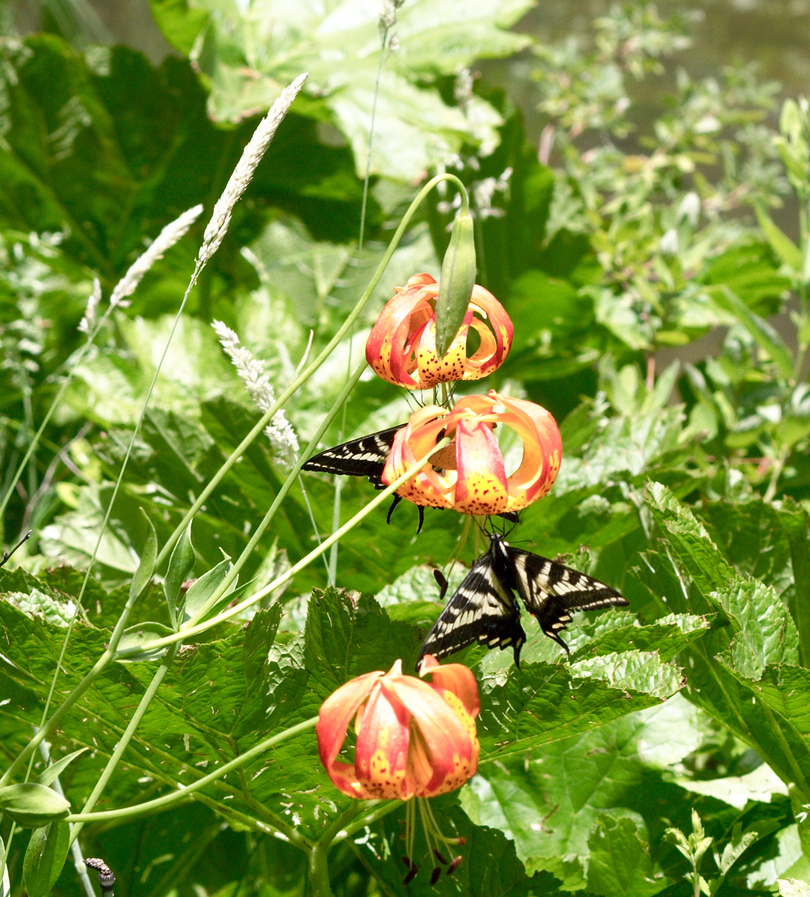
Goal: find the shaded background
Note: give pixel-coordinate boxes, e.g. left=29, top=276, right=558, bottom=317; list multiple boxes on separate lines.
left=11, top=0, right=810, bottom=126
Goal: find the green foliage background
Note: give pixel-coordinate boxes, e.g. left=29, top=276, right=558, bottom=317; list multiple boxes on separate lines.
left=2, top=1, right=810, bottom=895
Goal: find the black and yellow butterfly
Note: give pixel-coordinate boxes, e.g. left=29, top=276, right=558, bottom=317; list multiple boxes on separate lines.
left=302, top=425, right=517, bottom=530
left=417, top=533, right=628, bottom=667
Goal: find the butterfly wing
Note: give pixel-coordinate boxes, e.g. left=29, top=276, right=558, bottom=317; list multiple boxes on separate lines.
left=302, top=425, right=404, bottom=488
left=303, top=426, right=519, bottom=530
left=417, top=538, right=527, bottom=667
left=507, top=545, right=628, bottom=653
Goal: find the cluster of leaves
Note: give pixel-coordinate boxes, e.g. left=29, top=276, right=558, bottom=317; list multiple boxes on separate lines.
left=2, top=0, right=810, bottom=895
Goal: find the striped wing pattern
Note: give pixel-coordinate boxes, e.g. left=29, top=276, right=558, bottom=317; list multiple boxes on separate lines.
left=301, top=425, right=404, bottom=488
left=418, top=534, right=628, bottom=667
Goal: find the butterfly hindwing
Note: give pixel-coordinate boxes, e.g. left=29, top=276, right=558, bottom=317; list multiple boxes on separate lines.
left=417, top=534, right=628, bottom=667
left=301, top=425, right=404, bottom=488
left=507, top=545, right=628, bottom=653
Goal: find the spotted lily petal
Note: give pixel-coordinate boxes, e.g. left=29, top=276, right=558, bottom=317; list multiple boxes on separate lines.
left=381, top=391, right=562, bottom=516
left=316, top=658, right=480, bottom=801
left=366, top=274, right=513, bottom=389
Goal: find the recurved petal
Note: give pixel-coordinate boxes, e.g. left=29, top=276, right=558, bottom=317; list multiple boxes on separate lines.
left=316, top=669, right=384, bottom=773
left=354, top=680, right=413, bottom=799
left=388, top=677, right=479, bottom=797
left=452, top=419, right=509, bottom=515
left=419, top=656, right=480, bottom=719
left=493, top=393, right=562, bottom=508
left=365, top=275, right=438, bottom=388
left=381, top=406, right=456, bottom=508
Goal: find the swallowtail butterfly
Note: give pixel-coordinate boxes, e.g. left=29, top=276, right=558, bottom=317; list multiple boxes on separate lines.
left=302, top=425, right=517, bottom=530
left=417, top=533, right=628, bottom=667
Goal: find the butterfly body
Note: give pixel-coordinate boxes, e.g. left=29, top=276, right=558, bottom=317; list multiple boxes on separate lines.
left=418, top=533, right=628, bottom=667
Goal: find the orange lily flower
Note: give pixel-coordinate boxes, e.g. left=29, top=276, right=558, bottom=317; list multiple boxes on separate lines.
left=381, top=391, right=562, bottom=516
left=365, top=273, right=513, bottom=389
left=316, top=656, right=479, bottom=801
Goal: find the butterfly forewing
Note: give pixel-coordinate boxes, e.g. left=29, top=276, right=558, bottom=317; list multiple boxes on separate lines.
left=509, top=548, right=628, bottom=653
left=301, top=425, right=404, bottom=488
left=417, top=540, right=527, bottom=666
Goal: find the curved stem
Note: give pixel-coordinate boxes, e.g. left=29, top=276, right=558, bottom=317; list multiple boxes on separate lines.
left=154, top=172, right=467, bottom=573
left=64, top=717, right=317, bottom=836
left=117, top=439, right=448, bottom=657
left=69, top=644, right=180, bottom=843
left=333, top=800, right=400, bottom=843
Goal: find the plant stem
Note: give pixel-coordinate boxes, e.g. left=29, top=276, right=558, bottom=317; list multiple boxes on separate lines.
left=154, top=172, right=469, bottom=572
left=308, top=840, right=335, bottom=897
left=118, top=439, right=448, bottom=657
left=64, top=718, right=317, bottom=833
left=69, top=645, right=179, bottom=843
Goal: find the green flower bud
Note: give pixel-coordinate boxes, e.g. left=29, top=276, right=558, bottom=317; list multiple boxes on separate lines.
left=0, top=783, right=70, bottom=829
left=435, top=211, right=476, bottom=359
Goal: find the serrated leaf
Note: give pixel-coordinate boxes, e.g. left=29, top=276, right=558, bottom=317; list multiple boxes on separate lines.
left=716, top=578, right=799, bottom=678
left=23, top=821, right=70, bottom=897
left=477, top=650, right=687, bottom=762
left=587, top=815, right=665, bottom=897
left=645, top=482, right=736, bottom=606
left=578, top=613, right=710, bottom=662
left=35, top=748, right=88, bottom=787
left=0, top=783, right=70, bottom=829
left=463, top=702, right=699, bottom=889
left=163, top=525, right=196, bottom=629
left=130, top=509, right=157, bottom=603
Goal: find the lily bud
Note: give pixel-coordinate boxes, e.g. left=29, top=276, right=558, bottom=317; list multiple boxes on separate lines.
left=435, top=211, right=477, bottom=359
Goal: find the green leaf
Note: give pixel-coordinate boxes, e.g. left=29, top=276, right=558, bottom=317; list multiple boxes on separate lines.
left=477, top=650, right=687, bottom=762
left=23, top=821, right=70, bottom=897
left=716, top=578, right=800, bottom=678
left=35, top=748, right=88, bottom=787
left=709, top=286, right=793, bottom=379
left=754, top=203, right=803, bottom=272
left=117, top=621, right=173, bottom=662
left=163, top=525, right=196, bottom=629
left=130, top=509, right=157, bottom=603
left=578, top=612, right=710, bottom=662
left=150, top=0, right=533, bottom=181
left=587, top=815, right=665, bottom=897
left=464, top=699, right=701, bottom=888
left=181, top=557, right=235, bottom=626
left=0, top=783, right=70, bottom=828
left=0, top=836, right=7, bottom=897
